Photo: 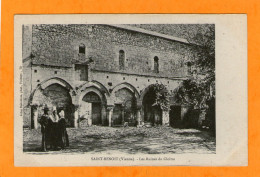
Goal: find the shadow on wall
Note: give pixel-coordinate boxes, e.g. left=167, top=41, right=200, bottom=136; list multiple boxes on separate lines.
left=169, top=102, right=215, bottom=134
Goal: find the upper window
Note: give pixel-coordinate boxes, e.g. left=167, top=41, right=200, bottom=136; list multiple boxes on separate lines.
left=154, top=56, right=159, bottom=73
left=79, top=44, right=86, bottom=54
left=119, top=50, right=125, bottom=70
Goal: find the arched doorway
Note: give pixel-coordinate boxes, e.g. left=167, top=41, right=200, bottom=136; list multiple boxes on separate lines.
left=81, top=91, right=102, bottom=126
left=32, top=83, right=74, bottom=127
left=169, top=105, right=182, bottom=128
left=142, top=87, right=162, bottom=125
left=112, top=88, right=137, bottom=126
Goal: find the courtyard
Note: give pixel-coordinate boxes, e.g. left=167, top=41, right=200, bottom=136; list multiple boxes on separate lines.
left=23, top=126, right=216, bottom=154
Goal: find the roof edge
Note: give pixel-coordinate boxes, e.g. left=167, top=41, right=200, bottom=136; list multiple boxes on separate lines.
left=107, top=24, right=192, bottom=45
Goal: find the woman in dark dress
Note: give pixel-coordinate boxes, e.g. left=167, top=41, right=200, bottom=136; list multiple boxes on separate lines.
left=58, top=110, right=69, bottom=149
left=39, top=107, right=54, bottom=151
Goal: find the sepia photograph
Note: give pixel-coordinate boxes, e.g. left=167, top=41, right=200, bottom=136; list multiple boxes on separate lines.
left=22, top=23, right=216, bottom=154
left=14, top=14, right=247, bottom=166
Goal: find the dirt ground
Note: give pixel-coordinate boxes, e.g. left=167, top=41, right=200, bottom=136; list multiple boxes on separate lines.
left=23, top=126, right=216, bottom=154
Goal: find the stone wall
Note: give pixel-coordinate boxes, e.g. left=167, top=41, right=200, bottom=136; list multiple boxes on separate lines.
left=22, top=24, right=203, bottom=128
left=30, top=24, right=199, bottom=77
left=22, top=59, right=32, bottom=127
left=30, top=65, right=74, bottom=91
left=91, top=70, right=182, bottom=94
left=22, top=25, right=32, bottom=59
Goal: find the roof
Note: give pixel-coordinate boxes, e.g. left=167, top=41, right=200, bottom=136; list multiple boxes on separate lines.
left=107, top=24, right=190, bottom=44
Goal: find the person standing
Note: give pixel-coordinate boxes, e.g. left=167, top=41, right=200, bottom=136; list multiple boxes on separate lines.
left=58, top=110, right=69, bottom=149
left=52, top=107, right=59, bottom=122
left=51, top=108, right=60, bottom=149
left=39, top=107, right=53, bottom=151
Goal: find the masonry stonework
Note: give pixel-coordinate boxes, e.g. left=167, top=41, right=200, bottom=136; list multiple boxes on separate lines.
left=22, top=24, right=202, bottom=129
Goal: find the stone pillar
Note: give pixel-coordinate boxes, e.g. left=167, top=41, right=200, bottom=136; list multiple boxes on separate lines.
left=107, top=105, right=114, bottom=127
left=162, top=110, right=170, bottom=126
left=74, top=105, right=80, bottom=128
left=32, top=105, right=39, bottom=129
left=121, top=105, right=125, bottom=124
left=136, top=108, right=142, bottom=126
left=101, top=104, right=107, bottom=126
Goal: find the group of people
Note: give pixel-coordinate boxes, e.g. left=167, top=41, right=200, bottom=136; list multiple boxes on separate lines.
left=39, top=107, right=69, bottom=151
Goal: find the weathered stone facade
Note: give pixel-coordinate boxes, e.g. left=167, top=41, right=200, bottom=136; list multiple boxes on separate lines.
left=22, top=24, right=202, bottom=129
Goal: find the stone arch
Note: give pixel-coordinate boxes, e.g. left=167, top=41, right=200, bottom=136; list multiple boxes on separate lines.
left=77, top=86, right=107, bottom=106
left=110, top=82, right=139, bottom=126
left=91, top=80, right=110, bottom=97
left=139, top=84, right=168, bottom=104
left=29, top=77, right=76, bottom=128
left=111, top=82, right=139, bottom=97
left=77, top=86, right=107, bottom=126
left=139, top=84, right=169, bottom=126
left=29, top=77, right=76, bottom=106
left=76, top=81, right=109, bottom=104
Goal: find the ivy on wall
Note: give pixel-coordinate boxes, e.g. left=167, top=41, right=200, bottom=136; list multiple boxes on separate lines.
left=151, top=83, right=170, bottom=111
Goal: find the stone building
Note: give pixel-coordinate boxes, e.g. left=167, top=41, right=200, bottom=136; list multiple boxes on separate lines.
left=22, top=24, right=202, bottom=129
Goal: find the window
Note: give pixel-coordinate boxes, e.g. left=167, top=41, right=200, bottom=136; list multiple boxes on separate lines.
left=154, top=56, right=159, bottom=73
left=75, top=64, right=88, bottom=81
left=186, top=61, right=192, bottom=74
left=54, top=71, right=58, bottom=74
left=79, top=43, right=86, bottom=54
left=119, top=50, right=125, bottom=70
left=34, top=70, right=37, bottom=73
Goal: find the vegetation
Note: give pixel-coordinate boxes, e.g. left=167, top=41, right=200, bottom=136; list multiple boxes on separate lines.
left=151, top=83, right=170, bottom=111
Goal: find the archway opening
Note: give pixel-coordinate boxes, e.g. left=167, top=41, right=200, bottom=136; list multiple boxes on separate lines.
left=81, top=91, right=102, bottom=125
left=142, top=87, right=162, bottom=125
left=32, top=83, right=74, bottom=127
left=169, top=105, right=182, bottom=128
left=112, top=88, right=137, bottom=126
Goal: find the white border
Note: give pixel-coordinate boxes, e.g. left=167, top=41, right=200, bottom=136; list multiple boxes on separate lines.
left=14, top=14, right=247, bottom=166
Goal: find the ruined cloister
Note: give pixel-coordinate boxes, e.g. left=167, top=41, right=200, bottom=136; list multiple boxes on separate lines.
left=28, top=77, right=178, bottom=129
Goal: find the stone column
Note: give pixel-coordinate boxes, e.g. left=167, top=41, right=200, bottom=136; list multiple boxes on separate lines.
left=107, top=105, right=114, bottom=127
left=101, top=104, right=107, bottom=126
left=32, top=105, right=39, bottom=129
left=121, top=105, right=125, bottom=125
left=136, top=107, right=142, bottom=126
left=136, top=100, right=144, bottom=126
left=74, top=105, right=80, bottom=128
left=162, top=110, right=170, bottom=126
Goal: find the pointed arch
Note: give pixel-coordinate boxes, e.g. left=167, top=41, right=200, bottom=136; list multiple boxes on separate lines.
left=111, top=82, right=140, bottom=99
left=28, top=77, right=76, bottom=106
left=139, top=84, right=168, bottom=104
left=77, top=86, right=107, bottom=106
left=77, top=80, right=109, bottom=97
